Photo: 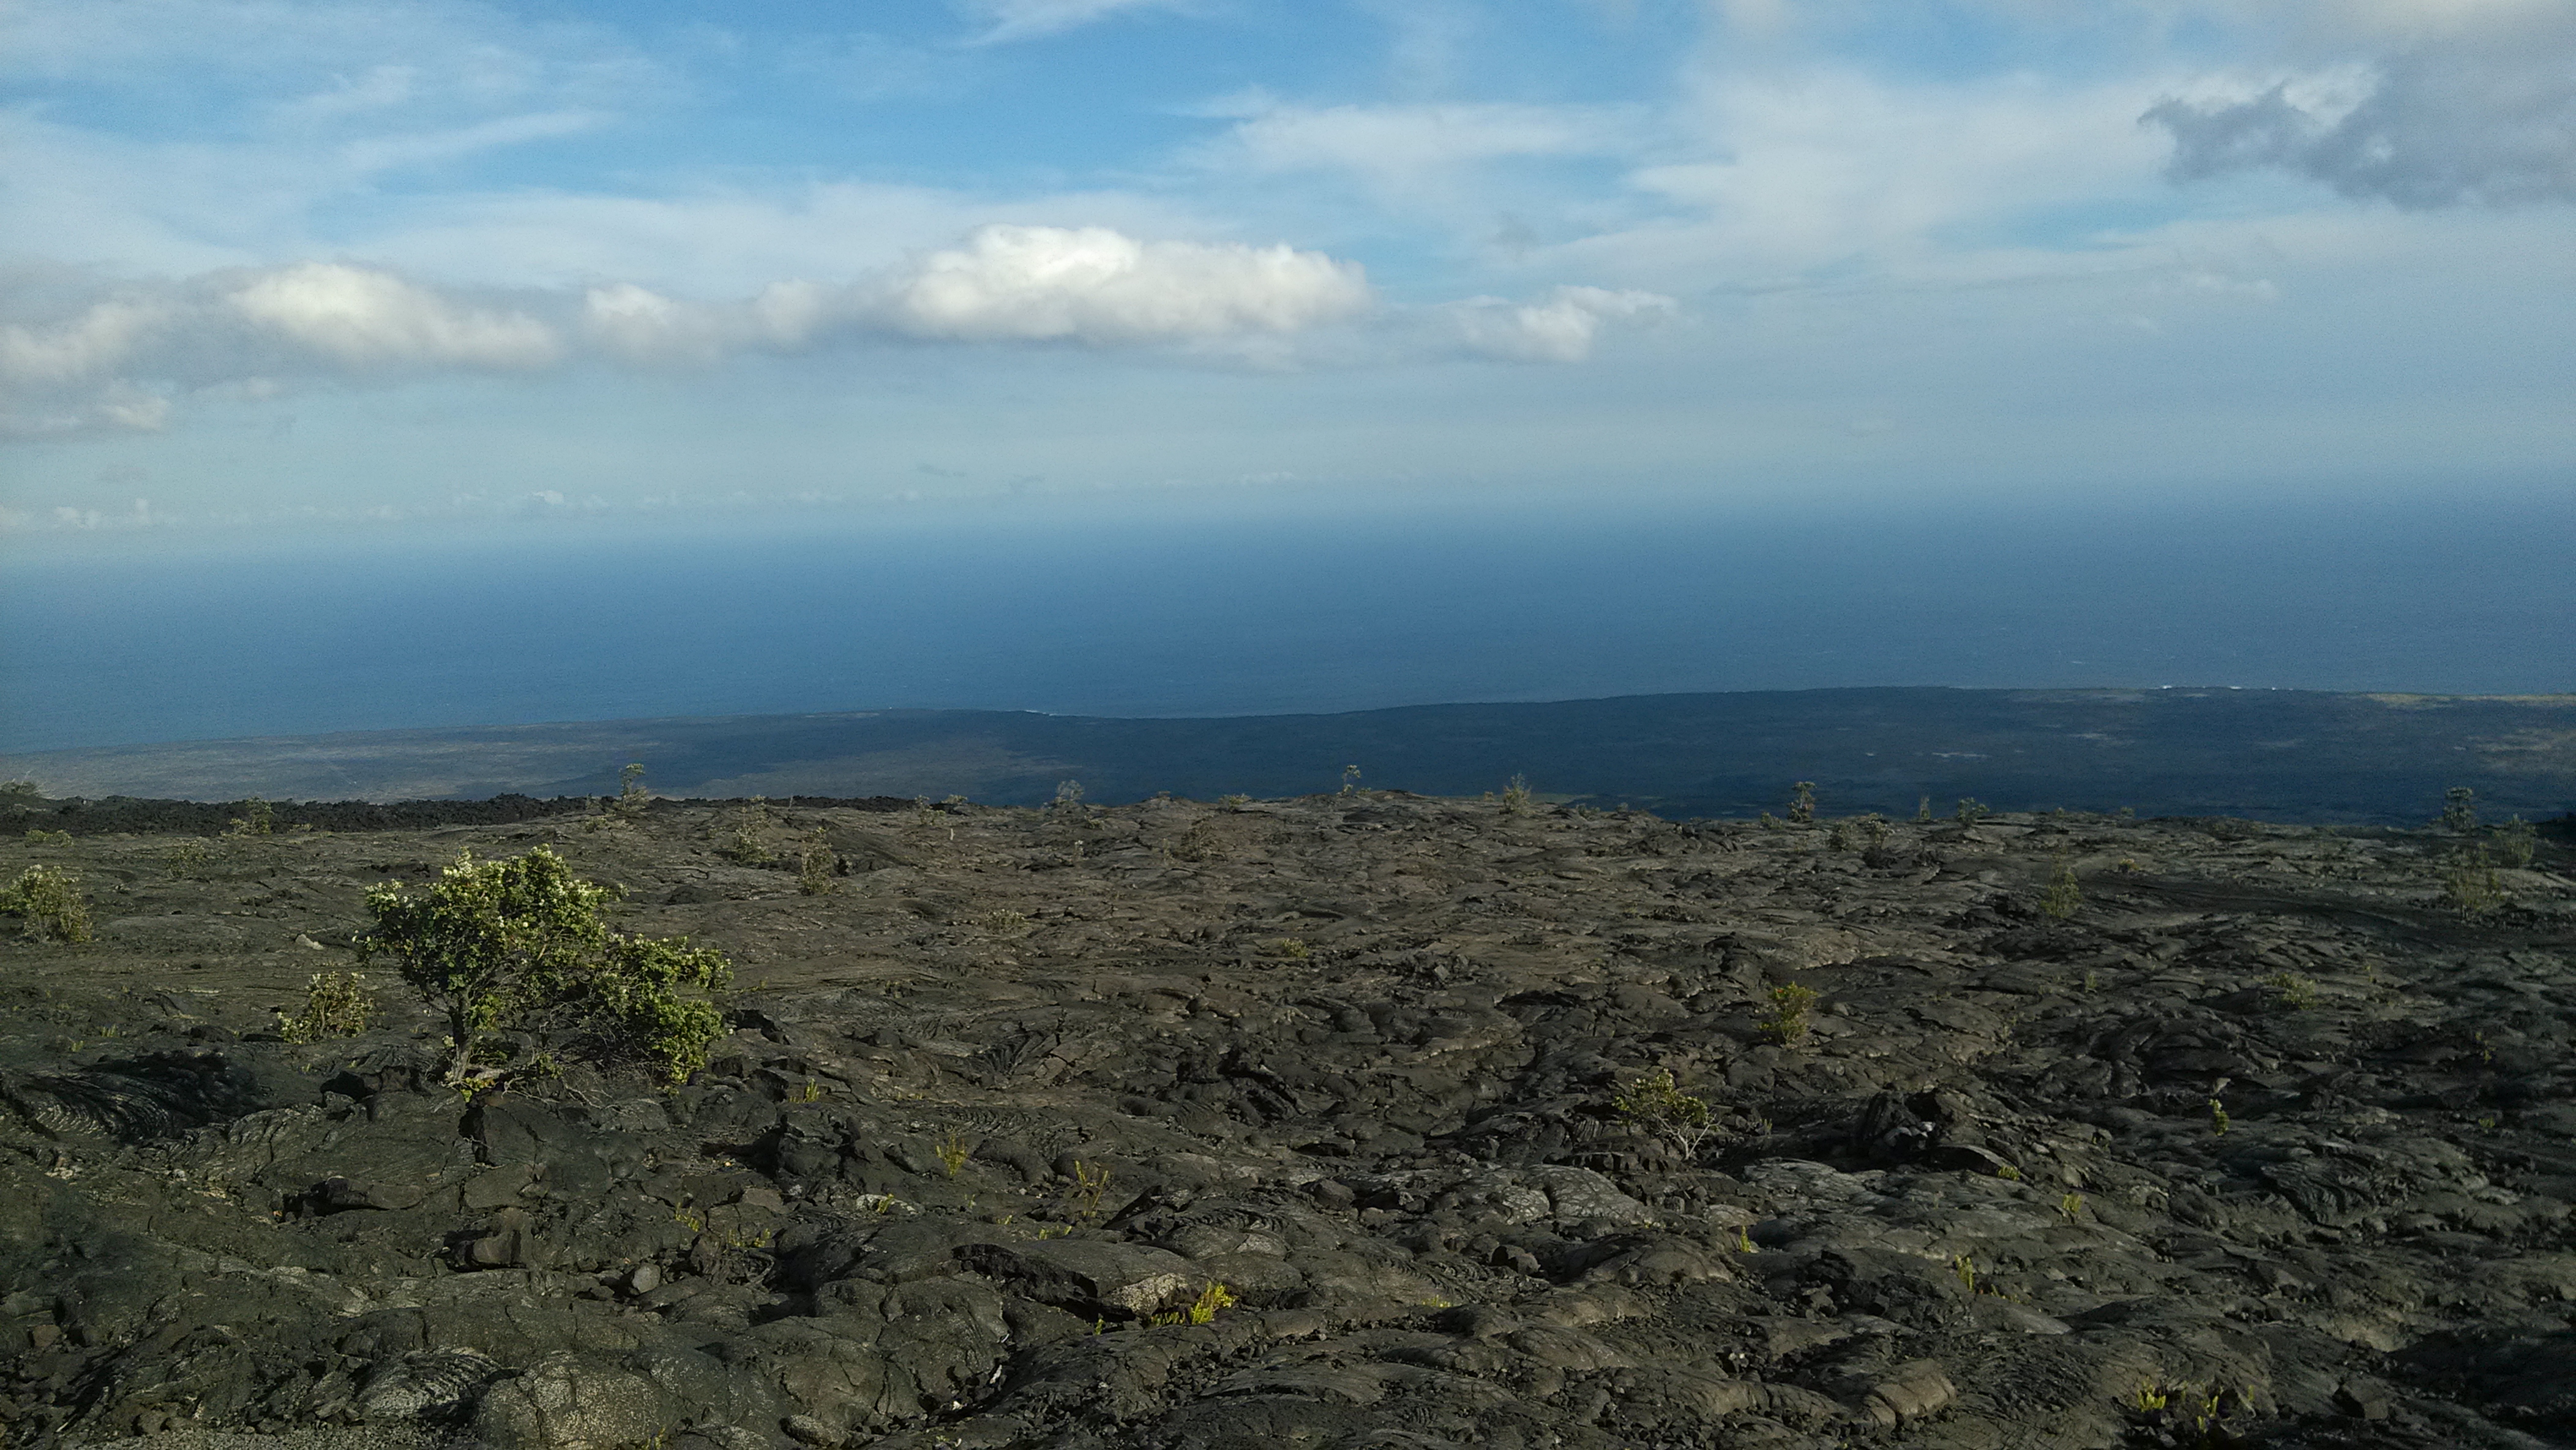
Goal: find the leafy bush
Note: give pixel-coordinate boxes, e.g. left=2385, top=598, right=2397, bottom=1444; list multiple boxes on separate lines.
left=1786, top=781, right=1816, bottom=825
left=796, top=828, right=839, bottom=895
left=1759, top=983, right=1821, bottom=1046
left=2495, top=816, right=2537, bottom=869
left=1612, top=1067, right=1715, bottom=1158
left=2439, top=786, right=2477, bottom=833
left=2040, top=858, right=2082, bottom=919
left=0, top=864, right=92, bottom=943
left=1955, top=798, right=1991, bottom=828
left=1498, top=775, right=1533, bottom=816
left=2441, top=846, right=2508, bottom=914
left=360, top=846, right=732, bottom=1086
left=279, top=971, right=375, bottom=1042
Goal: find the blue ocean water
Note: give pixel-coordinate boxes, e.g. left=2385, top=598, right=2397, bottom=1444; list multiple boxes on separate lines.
left=3, top=485, right=2568, bottom=754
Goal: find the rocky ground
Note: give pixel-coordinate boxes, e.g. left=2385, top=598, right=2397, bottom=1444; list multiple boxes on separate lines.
left=2, top=792, right=2572, bottom=1450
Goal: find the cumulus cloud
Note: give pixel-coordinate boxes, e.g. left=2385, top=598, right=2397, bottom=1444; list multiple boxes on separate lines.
left=230, top=263, right=560, bottom=367
left=1448, top=286, right=1675, bottom=362
left=2145, top=14, right=2576, bottom=206
left=1, top=227, right=1437, bottom=438
left=866, top=225, right=1372, bottom=344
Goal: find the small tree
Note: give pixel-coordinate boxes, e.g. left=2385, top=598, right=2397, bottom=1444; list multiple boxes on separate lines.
left=1, top=865, right=92, bottom=943
left=1786, top=781, right=1816, bottom=825
left=361, top=846, right=730, bottom=1086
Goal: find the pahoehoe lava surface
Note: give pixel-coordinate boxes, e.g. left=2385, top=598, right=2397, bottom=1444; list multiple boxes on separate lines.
left=2, top=794, right=2572, bottom=1449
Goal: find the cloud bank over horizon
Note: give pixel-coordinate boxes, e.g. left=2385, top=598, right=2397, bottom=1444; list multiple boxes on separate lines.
left=1, top=0, right=2569, bottom=530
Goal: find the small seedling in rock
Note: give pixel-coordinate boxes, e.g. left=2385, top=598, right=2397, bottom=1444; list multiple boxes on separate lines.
left=2208, top=1098, right=2230, bottom=1136
left=1273, top=937, right=1310, bottom=961
left=1612, top=1067, right=1715, bottom=1159
left=1996, top=1163, right=2023, bottom=1182
left=2040, top=858, right=2081, bottom=919
left=277, top=971, right=374, bottom=1042
left=1786, top=781, right=1816, bottom=825
left=792, top=1078, right=825, bottom=1103
left=1499, top=774, right=1533, bottom=816
left=2266, top=972, right=2318, bottom=1009
left=1, top=864, right=92, bottom=943
left=1735, top=1226, right=1757, bottom=1253
left=2080, top=970, right=2102, bottom=994
left=937, top=1129, right=972, bottom=1178
left=1955, top=798, right=1990, bottom=828
left=1068, top=1160, right=1115, bottom=1223
left=1186, top=1280, right=1237, bottom=1324
left=1951, top=1253, right=1977, bottom=1294
left=2059, top=1192, right=2086, bottom=1223
left=1759, top=984, right=1821, bottom=1047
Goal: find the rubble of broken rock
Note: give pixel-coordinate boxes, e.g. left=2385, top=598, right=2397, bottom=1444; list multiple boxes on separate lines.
left=2, top=795, right=2572, bottom=1450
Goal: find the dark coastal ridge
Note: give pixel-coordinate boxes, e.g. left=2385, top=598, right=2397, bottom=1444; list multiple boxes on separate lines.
left=4, top=686, right=2572, bottom=827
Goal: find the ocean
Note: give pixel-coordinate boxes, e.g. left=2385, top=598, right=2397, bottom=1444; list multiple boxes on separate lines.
left=4, top=483, right=2567, bottom=754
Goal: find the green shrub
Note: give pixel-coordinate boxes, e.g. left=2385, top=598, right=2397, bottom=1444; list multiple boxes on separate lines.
left=2494, top=816, right=2536, bottom=869
left=612, top=762, right=651, bottom=821
left=2040, top=858, right=2082, bottom=920
left=2439, top=786, right=2477, bottom=833
left=360, top=846, right=731, bottom=1086
left=23, top=828, right=72, bottom=846
left=1786, top=781, right=1816, bottom=825
left=279, top=970, right=375, bottom=1042
left=0, top=864, right=92, bottom=943
left=2441, top=846, right=2508, bottom=914
left=1955, top=798, right=1990, bottom=828
left=227, top=797, right=274, bottom=836
left=0, top=778, right=42, bottom=802
left=796, top=828, right=839, bottom=895
left=1612, top=1067, right=1715, bottom=1158
left=1499, top=775, right=1533, bottom=816
left=1759, top=983, right=1821, bottom=1046
left=2265, top=971, right=2318, bottom=1009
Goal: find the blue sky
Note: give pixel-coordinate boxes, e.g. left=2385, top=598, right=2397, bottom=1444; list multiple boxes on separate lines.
left=3, top=0, right=2570, bottom=534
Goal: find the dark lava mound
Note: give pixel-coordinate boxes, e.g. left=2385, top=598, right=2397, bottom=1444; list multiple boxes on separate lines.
left=1, top=795, right=2572, bottom=1449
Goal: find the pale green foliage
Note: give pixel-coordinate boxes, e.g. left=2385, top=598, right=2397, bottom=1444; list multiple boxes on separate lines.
left=279, top=971, right=375, bottom=1042
left=2266, top=971, right=2318, bottom=1009
left=796, top=828, right=839, bottom=895
left=1339, top=764, right=1363, bottom=796
left=1612, top=1067, right=1715, bottom=1158
left=1760, top=983, right=1821, bottom=1047
left=1499, top=775, right=1533, bottom=816
left=361, top=846, right=730, bottom=1085
left=1955, top=798, right=1990, bottom=827
left=2441, top=846, right=2508, bottom=914
left=1915, top=795, right=1933, bottom=823
left=227, top=797, right=274, bottom=836
left=2494, top=816, right=2537, bottom=869
left=2040, top=858, right=2082, bottom=920
left=1, top=864, right=92, bottom=943
left=612, top=762, right=651, bottom=820
left=23, top=828, right=72, bottom=846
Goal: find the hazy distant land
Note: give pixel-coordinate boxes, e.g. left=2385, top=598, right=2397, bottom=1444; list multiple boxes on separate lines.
left=2, top=687, right=2568, bottom=824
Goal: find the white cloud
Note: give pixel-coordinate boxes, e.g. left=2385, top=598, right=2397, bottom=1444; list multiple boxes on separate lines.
left=958, top=0, right=1186, bottom=45
left=0, top=297, right=170, bottom=383
left=864, top=225, right=1373, bottom=344
left=228, top=263, right=561, bottom=367
left=1447, top=285, right=1674, bottom=362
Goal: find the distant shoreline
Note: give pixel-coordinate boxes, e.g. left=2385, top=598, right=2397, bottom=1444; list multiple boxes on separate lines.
left=4, top=686, right=2569, bottom=826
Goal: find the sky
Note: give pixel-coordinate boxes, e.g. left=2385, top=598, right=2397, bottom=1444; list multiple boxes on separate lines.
left=2, top=0, right=2572, bottom=535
